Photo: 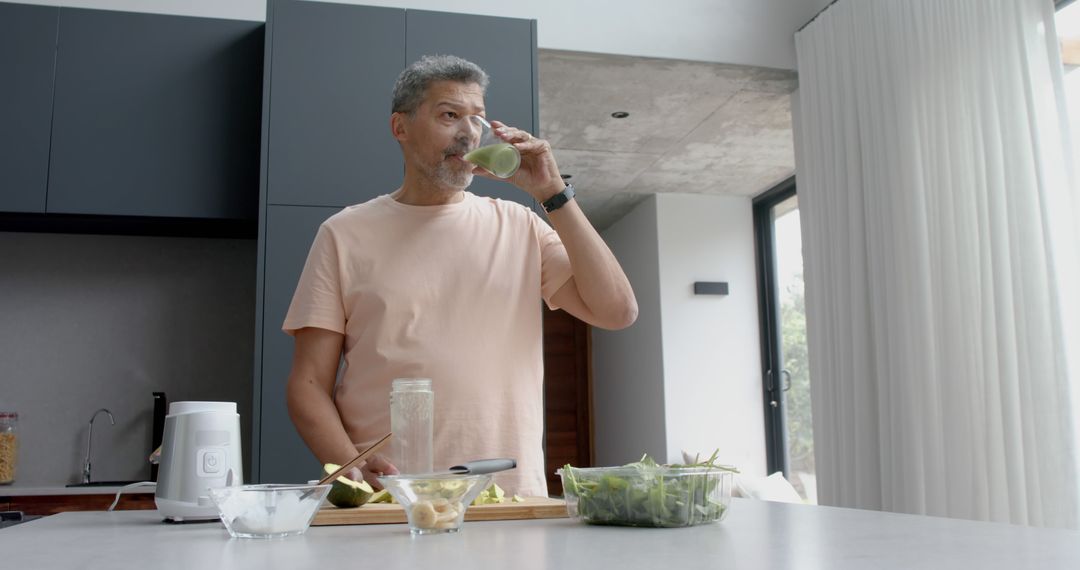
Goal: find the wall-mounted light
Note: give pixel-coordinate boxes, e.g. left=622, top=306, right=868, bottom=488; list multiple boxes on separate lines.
left=693, top=281, right=729, bottom=296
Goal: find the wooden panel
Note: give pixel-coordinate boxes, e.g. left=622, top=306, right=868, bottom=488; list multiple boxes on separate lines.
left=542, top=307, right=592, bottom=495
left=312, top=497, right=566, bottom=526
left=6, top=493, right=156, bottom=516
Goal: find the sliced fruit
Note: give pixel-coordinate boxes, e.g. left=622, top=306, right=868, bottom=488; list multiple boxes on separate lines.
left=323, top=463, right=374, bottom=508
left=472, top=483, right=508, bottom=505
left=369, top=489, right=395, bottom=504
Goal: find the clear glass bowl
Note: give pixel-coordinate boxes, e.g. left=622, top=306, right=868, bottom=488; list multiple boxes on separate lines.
left=558, top=466, right=733, bottom=528
left=377, top=473, right=492, bottom=535
left=206, top=484, right=330, bottom=539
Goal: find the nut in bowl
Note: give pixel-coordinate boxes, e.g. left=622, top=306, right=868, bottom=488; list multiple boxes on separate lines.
left=377, top=473, right=493, bottom=535
left=559, top=453, right=736, bottom=528
left=206, top=483, right=330, bottom=539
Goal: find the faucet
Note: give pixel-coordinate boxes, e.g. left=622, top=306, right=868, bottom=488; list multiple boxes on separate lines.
left=82, top=408, right=115, bottom=485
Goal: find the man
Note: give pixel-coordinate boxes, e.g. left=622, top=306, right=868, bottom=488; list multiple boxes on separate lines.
left=283, top=55, right=637, bottom=497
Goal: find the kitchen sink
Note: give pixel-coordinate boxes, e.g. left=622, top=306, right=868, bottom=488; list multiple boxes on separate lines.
left=65, top=481, right=144, bottom=487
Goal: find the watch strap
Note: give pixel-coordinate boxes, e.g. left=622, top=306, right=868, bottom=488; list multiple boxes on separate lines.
left=542, top=183, right=576, bottom=213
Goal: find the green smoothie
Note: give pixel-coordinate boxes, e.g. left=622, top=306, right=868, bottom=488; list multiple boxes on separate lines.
left=464, top=143, right=520, bottom=178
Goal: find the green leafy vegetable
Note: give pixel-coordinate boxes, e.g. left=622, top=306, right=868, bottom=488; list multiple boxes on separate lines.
left=561, top=450, right=737, bottom=528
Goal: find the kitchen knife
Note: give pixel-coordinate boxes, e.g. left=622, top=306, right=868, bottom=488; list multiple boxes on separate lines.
left=416, top=458, right=517, bottom=477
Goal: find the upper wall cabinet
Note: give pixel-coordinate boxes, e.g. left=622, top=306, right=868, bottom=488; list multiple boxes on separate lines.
left=46, top=9, right=263, bottom=219
left=406, top=10, right=538, bottom=209
left=0, top=4, right=58, bottom=214
left=264, top=2, right=404, bottom=209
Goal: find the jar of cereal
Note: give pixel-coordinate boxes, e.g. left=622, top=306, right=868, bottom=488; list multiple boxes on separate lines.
left=0, top=412, right=17, bottom=484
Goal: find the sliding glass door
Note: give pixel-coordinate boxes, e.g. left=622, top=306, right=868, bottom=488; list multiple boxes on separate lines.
left=754, top=177, right=816, bottom=503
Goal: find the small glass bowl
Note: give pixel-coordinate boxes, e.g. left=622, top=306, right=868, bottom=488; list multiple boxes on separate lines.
left=207, top=484, right=330, bottom=539
left=377, top=473, right=492, bottom=535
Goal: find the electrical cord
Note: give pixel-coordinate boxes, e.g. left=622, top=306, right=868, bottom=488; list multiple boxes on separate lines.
left=108, top=481, right=156, bottom=512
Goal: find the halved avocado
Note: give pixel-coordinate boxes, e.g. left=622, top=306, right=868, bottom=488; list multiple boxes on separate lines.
left=323, top=463, right=375, bottom=508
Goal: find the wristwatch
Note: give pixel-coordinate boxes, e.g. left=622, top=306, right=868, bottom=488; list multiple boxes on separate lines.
left=541, top=183, right=576, bottom=213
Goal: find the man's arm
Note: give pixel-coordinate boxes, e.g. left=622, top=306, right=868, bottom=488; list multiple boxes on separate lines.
left=545, top=198, right=638, bottom=330
left=484, top=121, right=638, bottom=330
left=285, top=326, right=395, bottom=487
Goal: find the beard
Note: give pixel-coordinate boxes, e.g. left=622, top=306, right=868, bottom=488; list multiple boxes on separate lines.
left=431, top=159, right=473, bottom=189
left=421, top=137, right=474, bottom=190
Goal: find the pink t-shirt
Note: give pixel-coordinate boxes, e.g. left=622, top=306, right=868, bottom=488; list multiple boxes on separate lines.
left=283, top=192, right=572, bottom=497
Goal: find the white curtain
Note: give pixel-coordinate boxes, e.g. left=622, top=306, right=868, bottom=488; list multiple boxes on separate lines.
left=795, top=0, right=1080, bottom=527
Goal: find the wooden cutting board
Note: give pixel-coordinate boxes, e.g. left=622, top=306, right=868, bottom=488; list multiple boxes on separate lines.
left=312, top=497, right=567, bottom=526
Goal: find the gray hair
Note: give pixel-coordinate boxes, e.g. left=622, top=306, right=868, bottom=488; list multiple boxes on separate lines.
left=392, top=55, right=489, bottom=115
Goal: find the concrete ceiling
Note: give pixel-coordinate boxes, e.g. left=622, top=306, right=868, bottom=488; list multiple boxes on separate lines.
left=539, top=50, right=798, bottom=230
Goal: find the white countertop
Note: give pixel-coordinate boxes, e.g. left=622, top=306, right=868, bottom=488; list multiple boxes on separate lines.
left=1, top=484, right=155, bottom=496
left=2, top=498, right=1080, bottom=569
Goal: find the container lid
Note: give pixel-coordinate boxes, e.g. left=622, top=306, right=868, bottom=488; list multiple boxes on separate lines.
left=391, top=378, right=432, bottom=391
left=168, top=401, right=236, bottom=416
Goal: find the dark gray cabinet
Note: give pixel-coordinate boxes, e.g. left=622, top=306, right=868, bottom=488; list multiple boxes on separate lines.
left=265, top=2, right=404, bottom=208
left=0, top=3, right=58, bottom=214
left=46, top=8, right=263, bottom=219
left=406, top=10, right=539, bottom=209
left=258, top=205, right=340, bottom=484
left=253, top=1, right=538, bottom=484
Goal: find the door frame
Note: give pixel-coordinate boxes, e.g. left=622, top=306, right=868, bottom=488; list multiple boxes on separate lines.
left=752, top=176, right=796, bottom=476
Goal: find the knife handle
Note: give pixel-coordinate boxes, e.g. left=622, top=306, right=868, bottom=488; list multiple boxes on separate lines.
left=449, top=458, right=517, bottom=475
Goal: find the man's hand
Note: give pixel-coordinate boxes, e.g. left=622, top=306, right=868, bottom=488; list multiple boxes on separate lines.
left=347, top=454, right=400, bottom=490
left=469, top=124, right=638, bottom=331
left=472, top=120, right=564, bottom=203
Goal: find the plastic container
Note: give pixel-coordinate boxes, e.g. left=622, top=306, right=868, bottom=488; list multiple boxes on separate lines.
left=558, top=465, right=733, bottom=528
left=389, top=378, right=433, bottom=475
left=206, top=484, right=330, bottom=539
left=377, top=472, right=492, bottom=535
left=0, top=412, right=17, bottom=485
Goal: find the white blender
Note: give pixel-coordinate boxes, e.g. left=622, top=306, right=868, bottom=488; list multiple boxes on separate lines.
left=154, top=401, right=243, bottom=521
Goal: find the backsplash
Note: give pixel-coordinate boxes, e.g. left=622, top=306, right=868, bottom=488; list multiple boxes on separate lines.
left=0, top=232, right=256, bottom=486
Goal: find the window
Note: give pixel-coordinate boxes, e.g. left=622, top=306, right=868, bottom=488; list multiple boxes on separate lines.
left=754, top=177, right=815, bottom=503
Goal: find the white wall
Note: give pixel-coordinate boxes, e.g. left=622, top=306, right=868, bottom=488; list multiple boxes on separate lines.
left=656, top=193, right=766, bottom=478
left=592, top=196, right=667, bottom=466
left=16, top=0, right=835, bottom=70
left=594, top=193, right=766, bottom=476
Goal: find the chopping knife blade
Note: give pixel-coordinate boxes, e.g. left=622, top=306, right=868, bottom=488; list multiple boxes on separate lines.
left=406, top=458, right=517, bottom=477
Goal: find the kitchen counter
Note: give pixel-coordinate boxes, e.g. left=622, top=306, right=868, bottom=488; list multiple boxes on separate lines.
left=1, top=485, right=155, bottom=496
left=3, top=498, right=1080, bottom=569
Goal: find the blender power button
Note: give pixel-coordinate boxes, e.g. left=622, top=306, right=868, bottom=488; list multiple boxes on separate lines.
left=197, top=448, right=226, bottom=477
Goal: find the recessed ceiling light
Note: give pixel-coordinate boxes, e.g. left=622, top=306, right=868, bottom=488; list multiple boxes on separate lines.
left=560, top=174, right=572, bottom=180
left=611, top=111, right=630, bottom=119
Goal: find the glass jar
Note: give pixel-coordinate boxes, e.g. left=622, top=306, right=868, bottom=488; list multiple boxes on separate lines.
left=0, top=412, right=17, bottom=485
left=389, top=379, right=433, bottom=475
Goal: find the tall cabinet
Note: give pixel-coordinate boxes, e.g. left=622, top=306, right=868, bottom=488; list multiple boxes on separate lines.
left=0, top=3, right=56, bottom=214
left=253, top=0, right=539, bottom=483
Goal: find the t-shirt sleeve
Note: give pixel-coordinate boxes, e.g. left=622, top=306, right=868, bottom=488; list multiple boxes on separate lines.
left=533, top=214, right=573, bottom=310
left=282, top=223, right=346, bottom=336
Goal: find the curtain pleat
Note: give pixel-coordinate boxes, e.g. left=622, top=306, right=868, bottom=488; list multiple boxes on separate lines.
left=795, top=0, right=1080, bottom=527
